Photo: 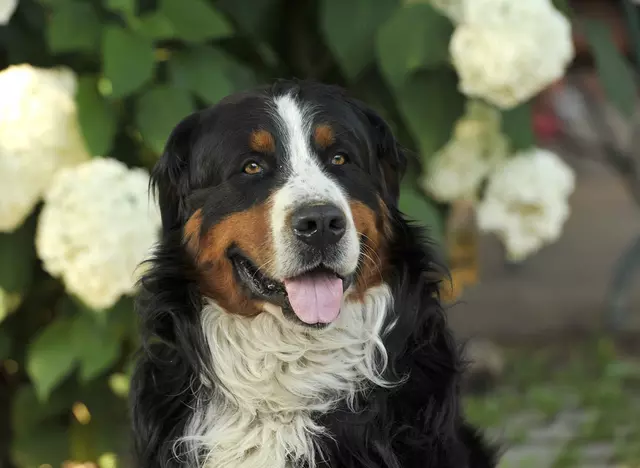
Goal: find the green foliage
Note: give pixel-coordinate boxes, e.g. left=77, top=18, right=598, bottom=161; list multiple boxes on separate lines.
left=76, top=76, right=119, bottom=156
left=136, top=85, right=195, bottom=154
left=501, top=102, right=536, bottom=152
left=159, top=0, right=233, bottom=42
left=582, top=19, right=638, bottom=118
left=396, top=69, right=465, bottom=161
left=320, top=0, right=398, bottom=79
left=465, top=337, right=640, bottom=465
left=376, top=3, right=453, bottom=89
left=0, top=215, right=37, bottom=297
left=102, top=26, right=155, bottom=97
left=169, top=47, right=236, bottom=104
left=0, top=0, right=547, bottom=465
left=26, top=297, right=136, bottom=401
left=47, top=2, right=102, bottom=54
left=399, top=186, right=445, bottom=245
left=27, top=316, right=78, bottom=401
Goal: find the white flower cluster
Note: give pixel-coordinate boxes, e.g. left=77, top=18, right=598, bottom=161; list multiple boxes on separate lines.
left=448, top=0, right=574, bottom=109
left=422, top=100, right=507, bottom=202
left=0, top=0, right=18, bottom=25
left=0, top=64, right=90, bottom=232
left=477, top=148, right=576, bottom=262
left=36, top=158, right=161, bottom=310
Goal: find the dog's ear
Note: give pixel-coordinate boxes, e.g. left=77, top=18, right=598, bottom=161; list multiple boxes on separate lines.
left=151, top=112, right=200, bottom=234
left=349, top=99, right=408, bottom=205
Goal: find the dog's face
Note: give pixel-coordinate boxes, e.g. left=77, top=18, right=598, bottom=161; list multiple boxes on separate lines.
left=153, top=82, right=406, bottom=328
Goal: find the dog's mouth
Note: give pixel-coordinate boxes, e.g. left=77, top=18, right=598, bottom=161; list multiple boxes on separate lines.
left=229, top=249, right=353, bottom=327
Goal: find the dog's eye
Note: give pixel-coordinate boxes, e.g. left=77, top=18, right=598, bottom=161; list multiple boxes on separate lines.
left=243, top=161, right=263, bottom=175
left=331, top=154, right=348, bottom=166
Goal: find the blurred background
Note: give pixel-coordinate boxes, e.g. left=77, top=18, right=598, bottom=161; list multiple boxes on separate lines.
left=1, top=0, right=640, bottom=466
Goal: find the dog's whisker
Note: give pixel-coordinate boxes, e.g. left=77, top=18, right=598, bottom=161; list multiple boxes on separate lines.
left=355, top=231, right=384, bottom=283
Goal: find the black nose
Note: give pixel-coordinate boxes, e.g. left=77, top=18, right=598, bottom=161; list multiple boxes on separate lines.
left=291, top=204, right=347, bottom=248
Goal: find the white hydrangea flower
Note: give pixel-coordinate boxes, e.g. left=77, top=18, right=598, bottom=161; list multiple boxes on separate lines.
left=477, top=148, right=576, bottom=262
left=36, top=158, right=161, bottom=310
left=422, top=100, right=508, bottom=202
left=450, top=0, right=574, bottom=109
left=0, top=64, right=90, bottom=232
left=0, top=0, right=18, bottom=25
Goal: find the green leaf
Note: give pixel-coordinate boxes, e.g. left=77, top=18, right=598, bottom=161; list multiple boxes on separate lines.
left=69, top=418, right=95, bottom=463
left=132, top=12, right=176, bottom=39
left=320, top=0, right=398, bottom=80
left=169, top=47, right=236, bottom=104
left=12, top=384, right=75, bottom=437
left=106, top=296, right=137, bottom=342
left=501, top=101, right=535, bottom=151
left=582, top=19, right=638, bottom=118
left=76, top=76, right=118, bottom=156
left=47, top=1, right=101, bottom=53
left=376, top=4, right=453, bottom=89
left=395, top=69, right=465, bottom=159
left=220, top=53, right=258, bottom=92
left=552, top=0, right=573, bottom=17
left=106, top=0, right=136, bottom=15
left=12, top=423, right=70, bottom=468
left=27, top=317, right=78, bottom=401
left=75, top=382, right=131, bottom=457
left=72, top=313, right=121, bottom=382
left=102, top=26, right=156, bottom=98
left=605, top=359, right=640, bottom=381
left=399, top=186, right=444, bottom=244
left=159, top=0, right=233, bottom=42
left=136, top=86, right=195, bottom=154
left=0, top=214, right=36, bottom=295
left=216, top=0, right=279, bottom=38
left=105, top=0, right=176, bottom=39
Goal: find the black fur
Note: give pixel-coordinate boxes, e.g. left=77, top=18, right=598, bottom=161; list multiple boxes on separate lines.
left=130, top=80, right=498, bottom=467
left=316, top=210, right=497, bottom=467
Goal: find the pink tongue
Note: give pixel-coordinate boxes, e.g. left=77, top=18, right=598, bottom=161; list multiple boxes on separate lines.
left=284, top=273, right=344, bottom=324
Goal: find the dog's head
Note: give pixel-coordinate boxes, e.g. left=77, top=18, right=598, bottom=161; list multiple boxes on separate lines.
left=152, top=80, right=406, bottom=328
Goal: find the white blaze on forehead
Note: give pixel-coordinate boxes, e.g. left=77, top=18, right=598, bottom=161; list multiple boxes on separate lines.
left=269, top=93, right=359, bottom=278
left=271, top=93, right=348, bottom=208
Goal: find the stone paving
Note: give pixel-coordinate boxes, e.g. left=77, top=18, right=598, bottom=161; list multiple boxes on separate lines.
left=488, top=408, right=635, bottom=467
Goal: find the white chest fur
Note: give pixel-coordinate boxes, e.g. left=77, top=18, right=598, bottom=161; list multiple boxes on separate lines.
left=178, top=285, right=393, bottom=468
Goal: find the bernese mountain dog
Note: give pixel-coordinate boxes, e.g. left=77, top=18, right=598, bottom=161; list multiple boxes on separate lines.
left=130, top=79, right=498, bottom=468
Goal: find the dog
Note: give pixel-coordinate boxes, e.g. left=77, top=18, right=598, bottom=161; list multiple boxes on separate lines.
left=130, top=79, right=498, bottom=468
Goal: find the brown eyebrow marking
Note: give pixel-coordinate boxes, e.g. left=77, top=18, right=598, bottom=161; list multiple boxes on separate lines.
left=249, top=129, right=276, bottom=154
left=314, top=123, right=335, bottom=149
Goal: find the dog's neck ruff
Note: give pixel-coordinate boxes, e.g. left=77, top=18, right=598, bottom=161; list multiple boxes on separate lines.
left=178, top=284, right=394, bottom=468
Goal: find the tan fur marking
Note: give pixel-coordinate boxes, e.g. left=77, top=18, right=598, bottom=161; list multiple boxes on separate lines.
left=348, top=198, right=391, bottom=299
left=184, top=209, right=204, bottom=253
left=183, top=203, right=274, bottom=316
left=313, top=124, right=335, bottom=149
left=249, top=129, right=276, bottom=154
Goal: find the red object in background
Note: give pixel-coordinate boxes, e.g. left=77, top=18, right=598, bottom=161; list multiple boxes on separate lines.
left=533, top=81, right=564, bottom=143
left=533, top=110, right=561, bottom=142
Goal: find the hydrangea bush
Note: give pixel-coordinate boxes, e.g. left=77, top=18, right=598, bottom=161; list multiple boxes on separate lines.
left=36, top=158, right=161, bottom=311
left=0, top=0, right=627, bottom=465
left=0, top=64, right=90, bottom=232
